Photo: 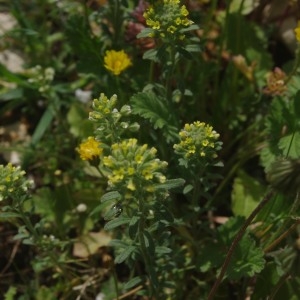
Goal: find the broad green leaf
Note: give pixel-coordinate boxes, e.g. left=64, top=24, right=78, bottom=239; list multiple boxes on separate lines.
left=278, top=132, right=300, bottom=159
left=231, top=171, right=266, bottom=217
left=198, top=217, right=265, bottom=280
left=251, top=262, right=281, bottom=300
left=227, top=235, right=265, bottom=280
left=130, top=91, right=179, bottom=142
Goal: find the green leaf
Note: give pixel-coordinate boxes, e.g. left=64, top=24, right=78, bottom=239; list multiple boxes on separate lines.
left=278, top=132, right=300, bottom=159
left=229, top=0, right=259, bottom=14
left=155, top=246, right=172, bottom=255
left=109, top=239, right=129, bottom=248
left=104, top=217, right=130, bottom=230
left=0, top=212, right=21, bottom=220
left=67, top=103, right=93, bottom=138
left=65, top=15, right=102, bottom=75
left=231, top=171, right=266, bottom=217
left=0, top=87, right=23, bottom=101
left=251, top=262, right=281, bottom=300
left=123, top=276, right=144, bottom=290
left=31, top=107, right=54, bottom=144
left=143, top=231, right=155, bottom=256
left=153, top=203, right=174, bottom=224
left=199, top=217, right=265, bottom=280
left=114, top=246, right=136, bottom=264
left=227, top=235, right=265, bottom=280
left=128, top=216, right=140, bottom=240
left=4, top=286, right=17, bottom=300
left=137, top=28, right=153, bottom=39
left=0, top=63, right=30, bottom=87
left=183, top=184, right=193, bottom=194
left=294, top=91, right=300, bottom=119
left=89, top=201, right=110, bottom=217
left=154, top=178, right=185, bottom=190
left=142, top=48, right=159, bottom=61
left=101, top=191, right=122, bottom=203
left=130, top=91, right=179, bottom=143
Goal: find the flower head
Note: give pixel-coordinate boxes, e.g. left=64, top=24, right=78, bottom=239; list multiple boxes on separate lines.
left=104, top=50, right=132, bottom=76
left=263, top=67, right=287, bottom=96
left=102, top=138, right=167, bottom=197
left=174, top=121, right=222, bottom=164
left=0, top=163, right=33, bottom=201
left=89, top=93, right=140, bottom=144
left=77, top=137, right=103, bottom=161
left=294, top=21, right=300, bottom=42
left=143, top=0, right=193, bottom=40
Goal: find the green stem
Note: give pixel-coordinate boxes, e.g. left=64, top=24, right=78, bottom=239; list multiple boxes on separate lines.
left=112, top=267, right=120, bottom=300
left=285, top=45, right=300, bottom=85
left=137, top=197, right=159, bottom=298
left=207, top=189, right=275, bottom=300
left=264, top=219, right=300, bottom=253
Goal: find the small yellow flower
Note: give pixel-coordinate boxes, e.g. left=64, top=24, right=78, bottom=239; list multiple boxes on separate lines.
left=174, top=121, right=222, bottom=162
left=77, top=137, right=103, bottom=161
left=104, top=50, right=132, bottom=76
left=294, top=21, right=300, bottom=42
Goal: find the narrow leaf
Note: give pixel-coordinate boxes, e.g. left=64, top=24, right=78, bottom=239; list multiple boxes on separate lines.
left=104, top=217, right=130, bottom=230
left=114, top=246, right=136, bottom=264
left=0, top=212, right=21, bottom=219
left=123, top=276, right=143, bottom=290
left=155, top=178, right=185, bottom=190
left=101, top=191, right=121, bottom=203
left=31, top=108, right=54, bottom=144
left=294, top=91, right=300, bottom=119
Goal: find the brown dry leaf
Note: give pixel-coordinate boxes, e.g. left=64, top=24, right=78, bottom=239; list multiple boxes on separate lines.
left=73, top=231, right=111, bottom=258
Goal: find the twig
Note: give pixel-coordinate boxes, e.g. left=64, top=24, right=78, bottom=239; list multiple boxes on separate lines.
left=0, top=239, right=21, bottom=275
left=113, top=285, right=144, bottom=300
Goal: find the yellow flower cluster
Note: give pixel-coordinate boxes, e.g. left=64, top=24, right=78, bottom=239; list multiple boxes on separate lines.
left=104, top=50, right=132, bottom=76
left=0, top=163, right=33, bottom=201
left=102, top=138, right=167, bottom=195
left=295, top=21, right=300, bottom=43
left=174, top=122, right=221, bottom=161
left=143, top=0, right=193, bottom=39
left=89, top=93, right=118, bottom=122
left=77, top=137, right=103, bottom=161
